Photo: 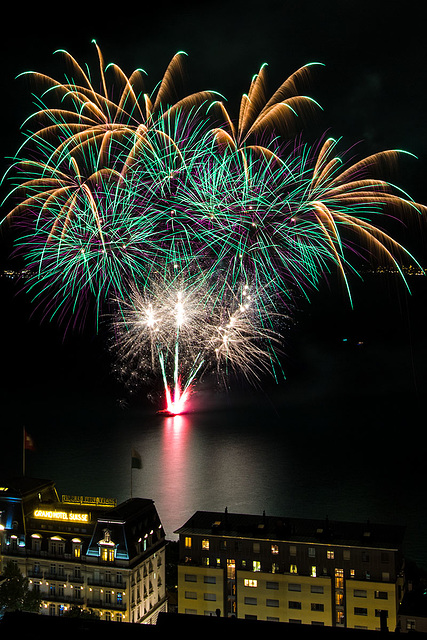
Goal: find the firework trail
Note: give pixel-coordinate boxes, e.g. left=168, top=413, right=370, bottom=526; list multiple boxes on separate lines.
left=112, top=273, right=284, bottom=413
left=1, top=42, right=425, bottom=412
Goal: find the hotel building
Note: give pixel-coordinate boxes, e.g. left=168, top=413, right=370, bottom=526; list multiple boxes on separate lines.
left=175, top=509, right=405, bottom=631
left=0, top=477, right=167, bottom=624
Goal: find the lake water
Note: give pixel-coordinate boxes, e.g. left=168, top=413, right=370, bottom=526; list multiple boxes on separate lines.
left=1, top=273, right=426, bottom=567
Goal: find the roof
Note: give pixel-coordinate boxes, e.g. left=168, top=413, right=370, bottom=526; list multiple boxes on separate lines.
left=174, top=510, right=405, bottom=550
left=0, top=477, right=56, bottom=498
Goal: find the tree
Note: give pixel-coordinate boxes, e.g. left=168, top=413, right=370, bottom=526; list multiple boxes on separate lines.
left=0, top=561, right=41, bottom=614
left=63, top=605, right=100, bottom=619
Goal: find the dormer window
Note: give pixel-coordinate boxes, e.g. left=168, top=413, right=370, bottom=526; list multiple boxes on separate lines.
left=99, top=528, right=116, bottom=562
left=72, top=538, right=82, bottom=558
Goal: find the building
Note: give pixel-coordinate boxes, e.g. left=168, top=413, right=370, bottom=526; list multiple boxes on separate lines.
left=0, top=477, right=167, bottom=624
left=174, top=508, right=405, bottom=631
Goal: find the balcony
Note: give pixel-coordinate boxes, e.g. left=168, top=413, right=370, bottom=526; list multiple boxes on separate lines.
left=89, top=598, right=127, bottom=612
left=87, top=577, right=127, bottom=589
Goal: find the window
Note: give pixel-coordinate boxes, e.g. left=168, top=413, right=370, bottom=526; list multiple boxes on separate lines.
left=288, top=583, right=301, bottom=591
left=354, top=589, right=367, bottom=598
left=343, top=550, right=351, bottom=561
left=311, top=585, right=324, bottom=594
left=406, top=619, right=416, bottom=631
left=204, top=593, right=216, bottom=601
left=308, top=547, right=316, bottom=558
left=382, top=572, right=390, bottom=582
left=290, top=564, right=298, bottom=574
left=375, top=591, right=388, bottom=599
left=266, top=581, right=279, bottom=590
left=204, top=576, right=216, bottom=584
left=350, top=569, right=355, bottom=579
left=354, top=607, right=368, bottom=616
left=185, top=537, right=192, bottom=549
left=253, top=561, right=261, bottom=572
left=289, top=601, right=302, bottom=609
left=327, top=550, right=334, bottom=559
left=101, top=548, right=115, bottom=562
left=253, top=542, right=260, bottom=553
left=185, top=591, right=197, bottom=599
left=202, top=539, right=209, bottom=550
left=311, top=566, right=317, bottom=577
left=290, top=545, right=297, bottom=556
left=185, top=574, right=197, bottom=582
left=311, top=603, right=324, bottom=612
left=335, top=568, right=344, bottom=589
left=227, top=559, right=235, bottom=579
left=244, top=597, right=257, bottom=605
left=266, top=599, right=279, bottom=607
left=244, top=579, right=258, bottom=587
left=271, top=544, right=279, bottom=555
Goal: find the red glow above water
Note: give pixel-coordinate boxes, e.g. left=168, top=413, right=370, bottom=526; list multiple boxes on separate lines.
left=164, top=379, right=190, bottom=416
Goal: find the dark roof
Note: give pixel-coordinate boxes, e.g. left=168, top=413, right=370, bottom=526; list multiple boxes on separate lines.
left=0, top=477, right=55, bottom=498
left=174, top=510, right=405, bottom=550
left=97, top=498, right=156, bottom=523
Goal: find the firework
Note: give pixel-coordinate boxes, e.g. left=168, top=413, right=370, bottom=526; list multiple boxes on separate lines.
left=1, top=43, right=425, bottom=412
left=111, top=272, right=284, bottom=413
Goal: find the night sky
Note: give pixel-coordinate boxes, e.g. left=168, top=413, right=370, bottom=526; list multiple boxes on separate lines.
left=0, top=2, right=426, bottom=431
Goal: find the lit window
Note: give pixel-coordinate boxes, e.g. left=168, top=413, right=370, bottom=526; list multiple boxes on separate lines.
left=350, top=569, right=355, bottom=579
left=244, top=579, right=258, bottom=587
left=202, top=539, right=209, bottom=550
left=271, top=544, right=279, bottom=555
left=185, top=537, right=192, bottom=549
left=327, top=550, right=334, bottom=559
left=290, top=564, right=298, bottom=574
left=253, top=561, right=261, bottom=572
left=311, top=566, right=317, bottom=577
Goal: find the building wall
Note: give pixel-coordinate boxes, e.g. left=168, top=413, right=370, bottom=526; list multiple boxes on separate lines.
left=178, top=565, right=224, bottom=616
left=346, top=579, right=398, bottom=631
left=237, top=571, right=333, bottom=625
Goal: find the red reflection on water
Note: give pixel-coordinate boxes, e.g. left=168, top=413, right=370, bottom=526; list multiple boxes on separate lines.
left=160, top=413, right=191, bottom=531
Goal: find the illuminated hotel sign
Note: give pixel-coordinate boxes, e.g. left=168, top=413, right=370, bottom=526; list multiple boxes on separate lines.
left=61, top=495, right=117, bottom=508
left=33, top=509, right=89, bottom=523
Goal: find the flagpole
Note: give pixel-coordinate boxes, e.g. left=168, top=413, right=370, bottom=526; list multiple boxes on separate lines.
left=23, top=427, right=25, bottom=477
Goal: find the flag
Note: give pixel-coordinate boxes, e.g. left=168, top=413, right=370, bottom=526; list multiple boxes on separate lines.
left=24, top=429, right=35, bottom=451
left=131, top=449, right=142, bottom=469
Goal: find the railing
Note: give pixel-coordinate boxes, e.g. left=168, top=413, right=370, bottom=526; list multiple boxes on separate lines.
left=87, top=577, right=127, bottom=589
